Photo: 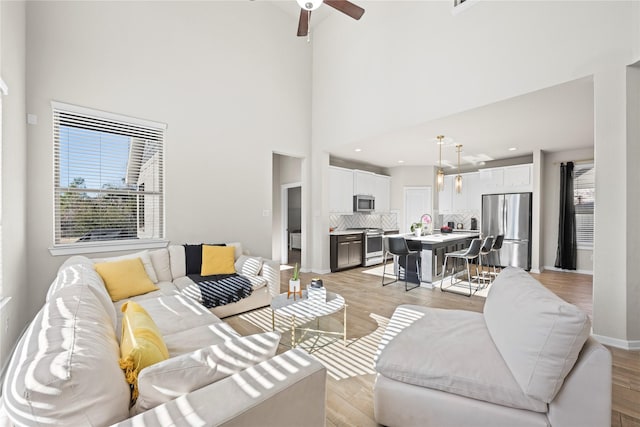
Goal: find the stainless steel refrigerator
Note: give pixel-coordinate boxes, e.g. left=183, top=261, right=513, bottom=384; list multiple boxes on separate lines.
left=481, top=192, right=532, bottom=270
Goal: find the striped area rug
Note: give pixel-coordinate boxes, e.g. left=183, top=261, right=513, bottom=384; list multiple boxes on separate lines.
left=239, top=308, right=389, bottom=381
left=363, top=263, right=492, bottom=298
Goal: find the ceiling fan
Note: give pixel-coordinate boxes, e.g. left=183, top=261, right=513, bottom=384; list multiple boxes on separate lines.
left=296, top=0, right=365, bottom=37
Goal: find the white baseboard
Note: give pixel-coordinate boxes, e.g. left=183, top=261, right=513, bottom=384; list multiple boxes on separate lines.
left=312, top=268, right=331, bottom=275
left=543, top=265, right=593, bottom=276
left=592, top=334, right=640, bottom=350
left=530, top=268, right=542, bottom=274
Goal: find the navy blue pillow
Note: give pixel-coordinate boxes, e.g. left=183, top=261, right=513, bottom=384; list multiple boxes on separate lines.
left=184, top=243, right=226, bottom=275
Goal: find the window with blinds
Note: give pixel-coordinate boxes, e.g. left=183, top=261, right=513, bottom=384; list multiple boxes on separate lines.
left=53, top=102, right=165, bottom=246
left=573, top=163, right=594, bottom=248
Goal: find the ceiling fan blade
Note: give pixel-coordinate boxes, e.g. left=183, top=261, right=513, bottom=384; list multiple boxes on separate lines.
left=297, top=9, right=311, bottom=37
left=324, top=0, right=365, bottom=20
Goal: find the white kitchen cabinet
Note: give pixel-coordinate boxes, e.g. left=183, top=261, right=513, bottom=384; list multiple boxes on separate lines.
left=503, top=164, right=532, bottom=192
left=440, top=172, right=481, bottom=214
left=329, top=166, right=354, bottom=213
left=440, top=165, right=531, bottom=214
left=480, top=168, right=504, bottom=194
left=480, top=164, right=532, bottom=194
left=374, top=174, right=391, bottom=212
left=439, top=175, right=454, bottom=214
left=354, top=170, right=376, bottom=196
left=465, top=172, right=482, bottom=212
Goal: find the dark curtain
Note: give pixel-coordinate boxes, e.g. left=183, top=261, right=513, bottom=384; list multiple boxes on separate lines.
left=555, top=162, right=577, bottom=270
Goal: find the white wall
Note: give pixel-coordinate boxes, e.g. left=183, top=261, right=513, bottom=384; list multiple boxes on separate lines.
left=542, top=148, right=594, bottom=274
left=1, top=0, right=28, bottom=375
left=25, top=1, right=311, bottom=318
left=625, top=63, right=640, bottom=342
left=312, top=1, right=635, bottom=151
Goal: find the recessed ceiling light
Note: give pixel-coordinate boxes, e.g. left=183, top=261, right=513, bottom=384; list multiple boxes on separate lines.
left=354, top=148, right=362, bottom=152
left=508, top=147, right=517, bottom=151
left=398, top=160, right=405, bottom=163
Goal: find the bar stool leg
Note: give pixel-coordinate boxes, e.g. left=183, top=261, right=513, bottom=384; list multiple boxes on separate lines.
left=440, top=254, right=449, bottom=291
left=465, top=258, right=472, bottom=296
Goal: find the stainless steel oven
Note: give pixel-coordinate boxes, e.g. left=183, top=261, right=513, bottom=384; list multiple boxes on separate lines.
left=348, top=228, right=384, bottom=266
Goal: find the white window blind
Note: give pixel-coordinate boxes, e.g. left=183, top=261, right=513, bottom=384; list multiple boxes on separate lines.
left=53, top=103, right=165, bottom=246
left=573, top=163, right=594, bottom=248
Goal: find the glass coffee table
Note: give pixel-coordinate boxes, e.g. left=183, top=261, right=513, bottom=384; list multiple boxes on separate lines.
left=271, top=290, right=347, bottom=353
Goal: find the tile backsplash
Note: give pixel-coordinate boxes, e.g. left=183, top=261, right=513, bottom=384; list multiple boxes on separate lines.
left=330, top=213, right=399, bottom=231
left=442, top=211, right=480, bottom=230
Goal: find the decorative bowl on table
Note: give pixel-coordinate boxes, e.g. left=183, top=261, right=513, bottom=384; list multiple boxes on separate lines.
left=440, top=226, right=453, bottom=233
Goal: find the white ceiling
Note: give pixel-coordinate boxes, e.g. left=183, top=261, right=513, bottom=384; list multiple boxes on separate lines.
left=328, top=76, right=595, bottom=169
left=268, top=1, right=595, bottom=170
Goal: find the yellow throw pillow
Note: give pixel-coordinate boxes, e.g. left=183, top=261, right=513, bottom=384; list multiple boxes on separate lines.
left=119, top=301, right=169, bottom=402
left=95, top=257, right=158, bottom=302
left=201, top=245, right=236, bottom=276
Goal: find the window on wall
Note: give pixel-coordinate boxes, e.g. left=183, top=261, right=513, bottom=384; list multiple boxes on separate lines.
left=574, top=163, right=594, bottom=249
left=52, top=102, right=166, bottom=252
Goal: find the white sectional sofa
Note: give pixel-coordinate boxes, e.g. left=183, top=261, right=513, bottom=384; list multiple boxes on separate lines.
left=374, top=267, right=612, bottom=427
left=1, top=244, right=326, bottom=426
left=166, top=243, right=280, bottom=318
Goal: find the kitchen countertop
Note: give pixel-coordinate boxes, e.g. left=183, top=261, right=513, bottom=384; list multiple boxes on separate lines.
left=385, top=231, right=480, bottom=243
left=329, top=230, right=364, bottom=236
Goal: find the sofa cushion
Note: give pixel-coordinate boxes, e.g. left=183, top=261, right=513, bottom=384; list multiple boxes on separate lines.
left=201, top=245, right=236, bottom=276
left=483, top=267, right=591, bottom=403
left=95, top=257, right=159, bottom=301
left=47, top=262, right=117, bottom=330
left=1, top=284, right=130, bottom=426
left=118, top=294, right=222, bottom=337
left=169, top=245, right=186, bottom=279
left=163, top=322, right=240, bottom=357
left=235, top=255, right=263, bottom=277
left=184, top=243, right=205, bottom=275
left=226, top=242, right=244, bottom=260
left=93, top=249, right=159, bottom=283
left=132, top=332, right=281, bottom=414
left=149, top=248, right=173, bottom=282
left=376, top=305, right=548, bottom=412
left=120, top=301, right=170, bottom=401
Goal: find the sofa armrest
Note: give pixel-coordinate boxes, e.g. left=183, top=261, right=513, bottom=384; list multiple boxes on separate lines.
left=547, top=337, right=612, bottom=427
left=260, top=259, right=281, bottom=297
left=112, top=349, right=326, bottom=427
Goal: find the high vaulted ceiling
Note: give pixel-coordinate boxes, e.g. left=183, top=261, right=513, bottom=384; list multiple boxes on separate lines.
left=327, top=76, right=594, bottom=169
left=269, top=1, right=596, bottom=170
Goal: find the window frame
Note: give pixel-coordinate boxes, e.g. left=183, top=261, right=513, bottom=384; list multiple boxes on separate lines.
left=49, top=102, right=168, bottom=256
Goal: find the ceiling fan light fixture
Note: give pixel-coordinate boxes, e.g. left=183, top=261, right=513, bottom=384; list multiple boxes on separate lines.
left=297, top=0, right=323, bottom=11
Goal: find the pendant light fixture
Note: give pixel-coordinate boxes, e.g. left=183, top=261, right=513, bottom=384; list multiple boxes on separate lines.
left=455, top=144, right=463, bottom=194
left=436, top=135, right=445, bottom=192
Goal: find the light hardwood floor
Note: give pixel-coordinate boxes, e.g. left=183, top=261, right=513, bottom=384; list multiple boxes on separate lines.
left=225, top=266, right=640, bottom=427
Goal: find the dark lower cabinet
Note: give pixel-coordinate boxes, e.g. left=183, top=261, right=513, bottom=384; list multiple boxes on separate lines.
left=330, top=233, right=363, bottom=272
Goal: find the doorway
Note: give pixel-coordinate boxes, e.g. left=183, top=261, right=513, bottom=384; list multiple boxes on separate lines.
left=281, top=184, right=302, bottom=266
left=404, top=187, right=432, bottom=232
left=272, top=153, right=303, bottom=266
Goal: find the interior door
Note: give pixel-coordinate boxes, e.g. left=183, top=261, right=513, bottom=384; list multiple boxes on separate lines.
left=404, top=187, right=432, bottom=233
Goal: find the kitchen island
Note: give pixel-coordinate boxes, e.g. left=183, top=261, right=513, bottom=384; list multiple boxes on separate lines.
left=385, top=231, right=480, bottom=288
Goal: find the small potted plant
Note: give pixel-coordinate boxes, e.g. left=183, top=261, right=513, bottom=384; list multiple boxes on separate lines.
left=410, top=222, right=423, bottom=237
left=288, top=263, right=302, bottom=299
